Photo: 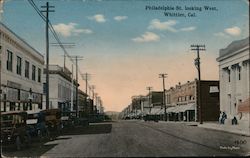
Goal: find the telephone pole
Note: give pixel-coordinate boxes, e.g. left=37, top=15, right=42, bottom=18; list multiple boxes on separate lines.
left=41, top=2, right=54, bottom=109
left=81, top=73, right=91, bottom=104
left=81, top=73, right=91, bottom=96
left=70, top=56, right=83, bottom=118
left=159, top=73, right=167, bottom=121
left=146, top=86, right=153, bottom=114
left=191, top=44, right=205, bottom=124
left=90, top=85, right=95, bottom=100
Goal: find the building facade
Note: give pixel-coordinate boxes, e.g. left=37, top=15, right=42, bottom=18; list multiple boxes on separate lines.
left=42, top=65, right=77, bottom=111
left=217, top=37, right=249, bottom=126
left=165, top=80, right=220, bottom=122
left=0, top=22, right=44, bottom=112
left=166, top=81, right=197, bottom=121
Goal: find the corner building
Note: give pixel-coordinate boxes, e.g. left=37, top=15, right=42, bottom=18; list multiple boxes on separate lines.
left=217, top=37, right=250, bottom=126
left=0, top=22, right=44, bottom=112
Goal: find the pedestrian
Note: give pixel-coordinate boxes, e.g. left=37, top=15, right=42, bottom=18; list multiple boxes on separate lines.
left=219, top=111, right=223, bottom=124
left=221, top=112, right=227, bottom=124
left=232, top=116, right=238, bottom=125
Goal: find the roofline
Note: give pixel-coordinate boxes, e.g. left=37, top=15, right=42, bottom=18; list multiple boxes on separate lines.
left=216, top=45, right=249, bottom=62
left=0, top=22, right=44, bottom=59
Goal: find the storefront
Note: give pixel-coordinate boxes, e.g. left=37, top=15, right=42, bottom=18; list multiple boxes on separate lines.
left=1, top=85, right=43, bottom=112
left=165, top=104, right=196, bottom=122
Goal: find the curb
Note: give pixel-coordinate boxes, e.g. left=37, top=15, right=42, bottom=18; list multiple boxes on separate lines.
left=198, top=125, right=250, bottom=137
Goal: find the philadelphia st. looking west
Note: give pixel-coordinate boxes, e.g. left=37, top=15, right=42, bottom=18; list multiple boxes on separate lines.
left=145, top=5, right=218, bottom=12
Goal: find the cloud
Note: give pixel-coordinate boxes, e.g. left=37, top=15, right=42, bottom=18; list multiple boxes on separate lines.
left=0, top=0, right=4, bottom=14
left=53, top=23, right=92, bottom=37
left=148, top=19, right=196, bottom=33
left=148, top=19, right=178, bottom=32
left=214, top=26, right=242, bottom=37
left=88, top=14, right=106, bottom=23
left=114, top=16, right=128, bottom=21
left=243, top=0, right=249, bottom=5
left=132, top=32, right=160, bottom=43
left=224, top=26, right=241, bottom=36
left=180, top=26, right=196, bottom=32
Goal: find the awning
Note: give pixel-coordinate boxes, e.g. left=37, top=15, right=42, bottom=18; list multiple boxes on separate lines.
left=142, top=108, right=150, bottom=115
left=158, top=108, right=164, bottom=114
left=150, top=108, right=162, bottom=114
left=166, top=106, right=176, bottom=113
left=177, top=104, right=196, bottom=112
left=165, top=104, right=196, bottom=113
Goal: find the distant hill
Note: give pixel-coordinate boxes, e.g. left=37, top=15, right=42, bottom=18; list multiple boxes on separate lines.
left=105, top=111, right=120, bottom=115
left=104, top=111, right=120, bottom=120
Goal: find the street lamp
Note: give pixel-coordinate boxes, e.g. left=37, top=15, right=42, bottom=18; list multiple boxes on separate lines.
left=159, top=73, right=167, bottom=121
left=191, top=44, right=205, bottom=124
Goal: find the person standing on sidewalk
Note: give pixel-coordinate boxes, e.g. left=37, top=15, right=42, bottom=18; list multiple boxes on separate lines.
left=221, top=112, right=227, bottom=124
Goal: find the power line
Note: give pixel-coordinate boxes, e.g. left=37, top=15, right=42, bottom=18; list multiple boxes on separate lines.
left=28, top=0, right=101, bottom=110
left=28, top=0, right=79, bottom=68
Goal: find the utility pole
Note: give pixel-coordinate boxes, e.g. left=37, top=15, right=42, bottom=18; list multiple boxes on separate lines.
left=146, top=86, right=153, bottom=114
left=70, top=56, right=83, bottom=118
left=159, top=73, right=167, bottom=121
left=90, top=85, right=95, bottom=100
left=94, top=93, right=98, bottom=114
left=81, top=73, right=91, bottom=111
left=81, top=73, right=91, bottom=96
left=41, top=2, right=54, bottom=109
left=191, top=44, right=205, bottom=124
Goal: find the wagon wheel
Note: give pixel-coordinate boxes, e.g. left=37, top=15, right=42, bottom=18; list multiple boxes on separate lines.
left=16, top=136, right=22, bottom=150
left=37, top=129, right=43, bottom=141
left=24, top=134, right=31, bottom=147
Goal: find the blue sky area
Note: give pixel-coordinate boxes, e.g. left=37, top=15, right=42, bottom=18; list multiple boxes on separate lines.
left=1, top=0, right=249, bottom=111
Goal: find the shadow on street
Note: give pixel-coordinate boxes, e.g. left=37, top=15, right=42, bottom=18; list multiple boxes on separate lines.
left=2, top=123, right=112, bottom=157
left=2, top=143, right=58, bottom=157
left=61, top=123, right=112, bottom=135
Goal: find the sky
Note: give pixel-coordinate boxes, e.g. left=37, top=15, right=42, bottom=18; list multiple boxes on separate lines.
left=1, top=0, right=249, bottom=112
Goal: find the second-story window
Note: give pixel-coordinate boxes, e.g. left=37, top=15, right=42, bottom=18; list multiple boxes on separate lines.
left=228, top=69, right=231, bottom=82
left=7, top=50, right=13, bottom=71
left=238, top=67, right=241, bottom=80
left=38, top=68, right=41, bottom=82
left=16, top=56, right=22, bottom=75
left=25, top=61, right=30, bottom=78
left=32, top=65, right=36, bottom=81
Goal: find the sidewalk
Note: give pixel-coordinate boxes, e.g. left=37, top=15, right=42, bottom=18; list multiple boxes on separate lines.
left=157, top=120, right=250, bottom=136
left=198, top=121, right=250, bottom=137
left=158, top=120, right=198, bottom=126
